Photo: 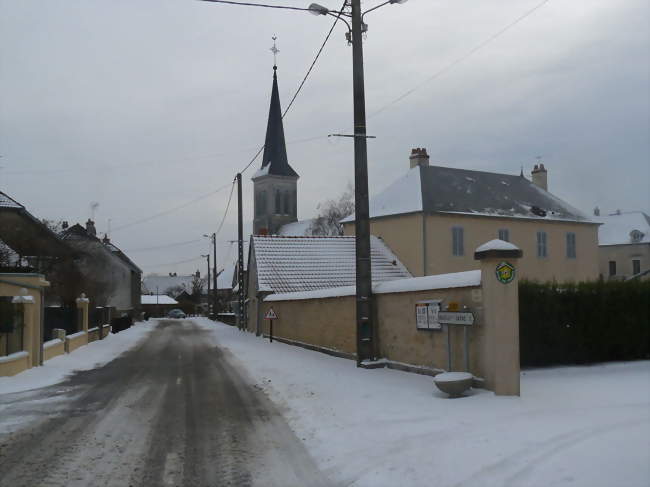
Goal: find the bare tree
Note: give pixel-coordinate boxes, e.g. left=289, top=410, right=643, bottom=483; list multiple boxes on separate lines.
left=190, top=275, right=205, bottom=297
left=308, top=183, right=355, bottom=237
left=165, top=285, right=185, bottom=298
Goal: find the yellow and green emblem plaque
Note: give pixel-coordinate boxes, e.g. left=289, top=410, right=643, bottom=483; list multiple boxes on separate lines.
left=495, top=261, right=515, bottom=284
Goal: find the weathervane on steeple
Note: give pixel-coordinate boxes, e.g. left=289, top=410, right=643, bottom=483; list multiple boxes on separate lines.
left=270, top=36, right=279, bottom=69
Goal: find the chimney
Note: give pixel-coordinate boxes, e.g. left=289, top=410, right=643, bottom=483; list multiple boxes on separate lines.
left=409, top=147, right=430, bottom=169
left=531, top=163, right=548, bottom=191
left=593, top=206, right=600, bottom=216
left=85, top=219, right=97, bottom=236
left=102, top=233, right=110, bottom=244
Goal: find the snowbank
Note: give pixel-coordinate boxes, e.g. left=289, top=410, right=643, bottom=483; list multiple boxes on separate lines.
left=0, top=322, right=155, bottom=395
left=196, top=319, right=650, bottom=487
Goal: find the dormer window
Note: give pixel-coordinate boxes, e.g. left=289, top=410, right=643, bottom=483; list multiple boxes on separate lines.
left=630, top=230, right=644, bottom=243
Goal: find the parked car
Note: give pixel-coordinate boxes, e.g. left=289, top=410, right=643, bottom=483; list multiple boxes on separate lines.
left=167, top=309, right=186, bottom=319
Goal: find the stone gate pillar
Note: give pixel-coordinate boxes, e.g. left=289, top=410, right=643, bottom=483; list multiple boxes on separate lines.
left=474, top=240, right=523, bottom=396
left=76, top=293, right=89, bottom=333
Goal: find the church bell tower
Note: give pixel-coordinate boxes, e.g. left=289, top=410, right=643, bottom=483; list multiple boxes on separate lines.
left=252, top=40, right=299, bottom=235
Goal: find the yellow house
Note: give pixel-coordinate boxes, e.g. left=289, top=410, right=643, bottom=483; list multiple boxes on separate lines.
left=342, top=149, right=599, bottom=282
left=596, top=210, right=650, bottom=280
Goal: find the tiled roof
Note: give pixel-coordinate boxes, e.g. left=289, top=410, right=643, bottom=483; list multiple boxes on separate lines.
left=0, top=191, right=23, bottom=209
left=251, top=235, right=412, bottom=294
left=342, top=165, right=593, bottom=224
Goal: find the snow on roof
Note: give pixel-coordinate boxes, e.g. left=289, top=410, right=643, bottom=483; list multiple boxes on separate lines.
left=0, top=191, right=23, bottom=209
left=142, top=274, right=206, bottom=294
left=475, top=239, right=520, bottom=253
left=265, top=270, right=481, bottom=302
left=277, top=219, right=315, bottom=236
left=252, top=235, right=412, bottom=295
left=342, top=165, right=592, bottom=224
left=596, top=211, right=650, bottom=246
left=141, top=294, right=178, bottom=305
left=341, top=167, right=422, bottom=223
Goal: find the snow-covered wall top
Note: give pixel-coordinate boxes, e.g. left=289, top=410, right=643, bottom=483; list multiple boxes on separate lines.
left=475, top=239, right=521, bottom=253
left=265, top=270, right=481, bottom=302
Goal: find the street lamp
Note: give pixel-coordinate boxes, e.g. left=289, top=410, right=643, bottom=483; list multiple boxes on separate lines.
left=201, top=253, right=211, bottom=317
left=308, top=0, right=407, bottom=365
left=203, top=233, right=218, bottom=319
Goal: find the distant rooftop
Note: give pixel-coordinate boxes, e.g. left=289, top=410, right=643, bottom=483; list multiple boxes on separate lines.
left=596, top=211, right=650, bottom=246
left=0, top=191, right=23, bottom=209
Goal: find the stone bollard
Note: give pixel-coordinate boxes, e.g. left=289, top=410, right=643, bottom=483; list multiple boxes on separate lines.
left=474, top=239, right=522, bottom=396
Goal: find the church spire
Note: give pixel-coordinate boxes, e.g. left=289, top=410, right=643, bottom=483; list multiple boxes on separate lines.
left=259, top=38, right=298, bottom=178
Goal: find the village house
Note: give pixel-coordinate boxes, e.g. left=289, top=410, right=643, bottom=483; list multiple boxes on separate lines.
left=60, top=221, right=142, bottom=316
left=596, top=209, right=650, bottom=280
left=341, top=149, right=600, bottom=283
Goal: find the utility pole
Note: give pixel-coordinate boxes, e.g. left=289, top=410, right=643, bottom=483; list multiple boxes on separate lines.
left=212, top=232, right=217, bottom=318
left=351, top=0, right=374, bottom=365
left=236, top=173, right=245, bottom=330
left=202, top=253, right=211, bottom=317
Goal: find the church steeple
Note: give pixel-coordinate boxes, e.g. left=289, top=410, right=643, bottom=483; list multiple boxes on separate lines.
left=260, top=64, right=298, bottom=177
left=252, top=40, right=299, bottom=236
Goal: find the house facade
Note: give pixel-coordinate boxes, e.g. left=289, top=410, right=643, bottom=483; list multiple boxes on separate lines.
left=596, top=210, right=650, bottom=280
left=342, top=149, right=600, bottom=283
left=61, top=221, right=141, bottom=314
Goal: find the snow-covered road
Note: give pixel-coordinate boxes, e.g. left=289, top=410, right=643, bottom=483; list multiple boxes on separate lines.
left=202, top=319, right=650, bottom=487
left=0, top=320, right=328, bottom=487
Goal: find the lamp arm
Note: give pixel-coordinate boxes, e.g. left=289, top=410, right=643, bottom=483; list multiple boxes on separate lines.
left=327, top=11, right=352, bottom=31
left=361, top=0, right=391, bottom=22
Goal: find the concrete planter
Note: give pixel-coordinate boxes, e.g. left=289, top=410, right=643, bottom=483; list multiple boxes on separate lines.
left=434, top=372, right=473, bottom=397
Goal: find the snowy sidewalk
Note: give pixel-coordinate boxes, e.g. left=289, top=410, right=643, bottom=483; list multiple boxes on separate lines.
left=0, top=321, right=155, bottom=395
left=198, top=319, right=650, bottom=487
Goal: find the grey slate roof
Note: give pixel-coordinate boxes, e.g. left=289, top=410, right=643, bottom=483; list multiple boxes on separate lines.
left=342, top=165, right=593, bottom=223
left=255, top=67, right=298, bottom=179
left=251, top=235, right=412, bottom=294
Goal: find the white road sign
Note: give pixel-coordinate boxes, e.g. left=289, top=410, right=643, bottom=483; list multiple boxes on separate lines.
left=438, top=311, right=474, bottom=326
left=264, top=308, right=277, bottom=320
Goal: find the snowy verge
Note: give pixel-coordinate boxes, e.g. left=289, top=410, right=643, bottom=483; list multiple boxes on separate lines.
left=0, top=321, right=155, bottom=395
left=194, top=318, right=650, bottom=487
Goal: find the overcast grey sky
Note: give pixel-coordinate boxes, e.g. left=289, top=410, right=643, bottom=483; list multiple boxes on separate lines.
left=1, top=0, right=648, bottom=278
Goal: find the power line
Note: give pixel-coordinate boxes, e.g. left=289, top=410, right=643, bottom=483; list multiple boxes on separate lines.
left=236, top=1, right=345, bottom=175
left=369, top=0, right=552, bottom=118
left=198, top=0, right=311, bottom=12
left=124, top=238, right=204, bottom=253
left=282, top=0, right=347, bottom=118
left=111, top=182, right=232, bottom=233
left=214, top=180, right=237, bottom=235
left=140, top=255, right=206, bottom=269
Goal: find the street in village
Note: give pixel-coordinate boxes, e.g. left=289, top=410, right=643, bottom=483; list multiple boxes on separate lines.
left=0, top=320, right=327, bottom=487
left=1, top=319, right=648, bottom=487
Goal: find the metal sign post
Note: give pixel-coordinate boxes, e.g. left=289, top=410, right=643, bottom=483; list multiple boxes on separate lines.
left=264, top=307, right=277, bottom=343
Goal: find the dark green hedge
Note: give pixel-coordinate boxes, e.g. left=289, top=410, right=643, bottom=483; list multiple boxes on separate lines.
left=519, top=279, right=650, bottom=367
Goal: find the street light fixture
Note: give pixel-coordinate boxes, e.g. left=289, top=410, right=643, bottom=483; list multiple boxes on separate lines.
left=308, top=0, right=407, bottom=365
